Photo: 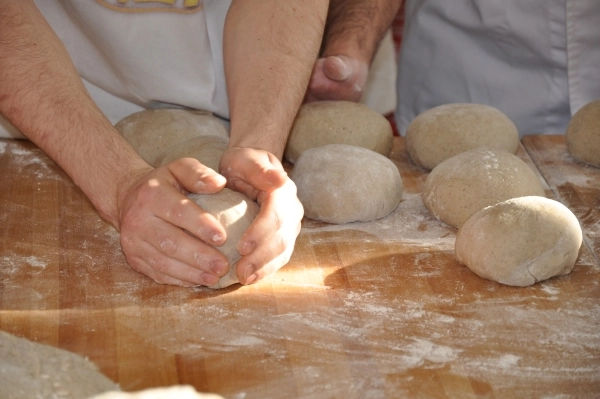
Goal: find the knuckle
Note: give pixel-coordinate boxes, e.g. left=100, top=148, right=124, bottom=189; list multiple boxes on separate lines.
left=136, top=180, right=161, bottom=205
left=148, top=254, right=169, bottom=274
left=157, top=236, right=178, bottom=256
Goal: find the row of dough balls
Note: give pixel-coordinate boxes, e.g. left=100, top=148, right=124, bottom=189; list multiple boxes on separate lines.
left=405, top=103, right=586, bottom=287
left=115, top=109, right=258, bottom=290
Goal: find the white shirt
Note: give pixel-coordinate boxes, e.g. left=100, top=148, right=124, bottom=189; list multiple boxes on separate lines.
left=44, top=0, right=231, bottom=119
left=395, top=0, right=600, bottom=136
left=2, top=0, right=232, bottom=138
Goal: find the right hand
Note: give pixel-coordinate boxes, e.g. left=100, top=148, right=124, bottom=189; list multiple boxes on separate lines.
left=304, top=54, right=369, bottom=103
left=116, top=158, right=231, bottom=287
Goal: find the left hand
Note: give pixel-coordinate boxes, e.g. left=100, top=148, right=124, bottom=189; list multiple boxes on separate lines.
left=305, top=54, right=369, bottom=103
left=219, top=146, right=303, bottom=285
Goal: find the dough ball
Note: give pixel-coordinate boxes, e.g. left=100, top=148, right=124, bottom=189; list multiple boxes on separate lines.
left=567, top=99, right=600, bottom=168
left=188, top=188, right=259, bottom=289
left=115, top=109, right=229, bottom=165
left=406, top=103, right=519, bottom=170
left=284, top=101, right=393, bottom=164
left=0, top=330, right=118, bottom=399
left=455, top=196, right=582, bottom=287
left=423, top=148, right=545, bottom=228
left=92, top=386, right=224, bottom=399
left=154, top=135, right=229, bottom=171
left=291, top=144, right=403, bottom=224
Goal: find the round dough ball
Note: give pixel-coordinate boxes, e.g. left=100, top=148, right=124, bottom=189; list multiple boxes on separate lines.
left=456, top=196, right=582, bottom=287
left=188, top=188, right=259, bottom=289
left=154, top=135, right=229, bottom=171
left=115, top=109, right=229, bottom=165
left=406, top=103, right=519, bottom=170
left=0, top=330, right=118, bottom=399
left=566, top=99, right=600, bottom=168
left=423, top=148, right=546, bottom=228
left=291, top=144, right=403, bottom=224
left=284, top=101, right=393, bottom=164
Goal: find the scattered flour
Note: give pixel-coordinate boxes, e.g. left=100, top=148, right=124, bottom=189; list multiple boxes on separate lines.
left=0, top=253, right=48, bottom=277
left=398, top=339, right=462, bottom=367
left=302, top=193, right=455, bottom=249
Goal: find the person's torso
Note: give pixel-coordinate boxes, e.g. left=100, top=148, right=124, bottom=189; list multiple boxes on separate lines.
left=34, top=0, right=232, bottom=121
left=396, top=0, right=600, bottom=136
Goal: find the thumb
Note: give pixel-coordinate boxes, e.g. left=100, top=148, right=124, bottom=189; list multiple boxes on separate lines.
left=322, top=55, right=352, bottom=82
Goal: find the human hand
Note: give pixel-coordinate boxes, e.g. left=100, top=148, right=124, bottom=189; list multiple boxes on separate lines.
left=117, top=158, right=231, bottom=287
left=219, top=147, right=303, bottom=285
left=305, top=55, right=369, bottom=103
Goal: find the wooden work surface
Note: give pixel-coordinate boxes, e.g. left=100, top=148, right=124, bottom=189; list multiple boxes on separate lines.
left=1, top=136, right=599, bottom=398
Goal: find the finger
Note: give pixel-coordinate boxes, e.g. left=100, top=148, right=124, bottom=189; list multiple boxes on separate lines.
left=238, top=182, right=302, bottom=256
left=125, top=240, right=225, bottom=287
left=129, top=180, right=227, bottom=246
left=221, top=148, right=288, bottom=194
left=235, top=235, right=296, bottom=285
left=235, top=185, right=302, bottom=285
left=167, top=157, right=227, bottom=194
left=140, top=220, right=230, bottom=277
left=322, top=55, right=352, bottom=81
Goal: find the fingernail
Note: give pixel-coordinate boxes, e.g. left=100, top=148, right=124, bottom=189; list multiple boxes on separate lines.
left=242, top=264, right=255, bottom=283
left=245, top=274, right=258, bottom=285
left=212, top=233, right=225, bottom=245
left=211, top=260, right=227, bottom=276
left=203, top=273, right=219, bottom=286
left=238, top=241, right=255, bottom=256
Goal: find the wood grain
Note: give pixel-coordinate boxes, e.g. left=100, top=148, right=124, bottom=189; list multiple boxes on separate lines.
left=523, top=135, right=600, bottom=263
left=1, top=137, right=599, bottom=398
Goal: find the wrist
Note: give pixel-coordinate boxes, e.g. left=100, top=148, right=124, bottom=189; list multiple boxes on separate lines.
left=109, top=165, right=153, bottom=230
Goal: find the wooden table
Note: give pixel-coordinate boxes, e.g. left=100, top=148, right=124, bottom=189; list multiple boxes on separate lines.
left=1, top=136, right=599, bottom=398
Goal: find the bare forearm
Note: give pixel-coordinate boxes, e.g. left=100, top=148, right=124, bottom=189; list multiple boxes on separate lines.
left=323, top=0, right=403, bottom=63
left=224, top=0, right=327, bottom=159
left=0, top=1, right=149, bottom=226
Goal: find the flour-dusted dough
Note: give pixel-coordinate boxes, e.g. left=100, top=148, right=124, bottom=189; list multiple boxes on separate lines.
left=0, top=330, right=118, bottom=399
left=455, top=196, right=582, bottom=287
left=406, top=103, right=519, bottom=170
left=423, top=148, right=546, bottom=228
left=291, top=144, right=403, bottom=224
left=188, top=188, right=259, bottom=289
left=154, top=135, right=229, bottom=172
left=567, top=99, right=600, bottom=168
left=115, top=109, right=229, bottom=166
left=284, top=101, right=393, bottom=164
left=91, top=386, right=224, bottom=399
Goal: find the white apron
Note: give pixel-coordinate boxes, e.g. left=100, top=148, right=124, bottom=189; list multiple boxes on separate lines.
left=0, top=0, right=231, bottom=138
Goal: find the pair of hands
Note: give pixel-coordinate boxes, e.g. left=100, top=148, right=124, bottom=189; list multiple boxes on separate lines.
left=118, top=55, right=368, bottom=287
left=117, top=147, right=301, bottom=287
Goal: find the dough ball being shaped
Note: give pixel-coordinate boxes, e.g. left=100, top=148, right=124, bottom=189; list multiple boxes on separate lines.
left=188, top=188, right=259, bottom=289
left=154, top=135, right=229, bottom=171
left=456, top=196, right=582, bottom=287
left=406, top=103, right=519, bottom=170
left=567, top=99, right=600, bottom=168
left=423, top=148, right=546, bottom=228
left=115, top=109, right=229, bottom=165
left=291, top=144, right=403, bottom=224
left=284, top=101, right=393, bottom=164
